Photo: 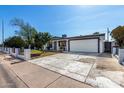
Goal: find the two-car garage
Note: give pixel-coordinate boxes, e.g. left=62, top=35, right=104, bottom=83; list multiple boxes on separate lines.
left=69, top=38, right=99, bottom=53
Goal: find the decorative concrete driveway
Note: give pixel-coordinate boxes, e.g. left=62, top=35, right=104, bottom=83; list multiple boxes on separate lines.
left=29, top=53, right=124, bottom=88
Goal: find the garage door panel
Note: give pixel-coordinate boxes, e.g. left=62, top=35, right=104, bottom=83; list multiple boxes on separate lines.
left=70, top=39, right=98, bottom=52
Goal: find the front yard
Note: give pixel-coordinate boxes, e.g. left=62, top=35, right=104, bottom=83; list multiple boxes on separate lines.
left=31, top=50, right=58, bottom=59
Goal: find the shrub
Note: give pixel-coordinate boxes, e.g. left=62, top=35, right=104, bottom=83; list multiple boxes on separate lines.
left=4, top=36, right=25, bottom=48
left=111, top=26, right=124, bottom=48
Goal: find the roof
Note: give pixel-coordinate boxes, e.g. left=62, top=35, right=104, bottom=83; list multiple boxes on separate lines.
left=52, top=33, right=105, bottom=40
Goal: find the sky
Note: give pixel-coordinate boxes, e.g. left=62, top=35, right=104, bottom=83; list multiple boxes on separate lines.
left=0, top=5, right=124, bottom=43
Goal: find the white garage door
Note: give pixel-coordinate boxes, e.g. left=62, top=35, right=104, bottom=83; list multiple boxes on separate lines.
left=70, top=39, right=98, bottom=52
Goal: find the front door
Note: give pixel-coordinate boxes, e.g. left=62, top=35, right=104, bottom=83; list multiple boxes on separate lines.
left=104, top=42, right=111, bottom=53
left=59, top=41, right=66, bottom=51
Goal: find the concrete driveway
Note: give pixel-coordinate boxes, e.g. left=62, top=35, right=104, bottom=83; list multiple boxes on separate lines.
left=0, top=52, right=92, bottom=88
left=29, top=53, right=124, bottom=88
left=29, top=53, right=97, bottom=82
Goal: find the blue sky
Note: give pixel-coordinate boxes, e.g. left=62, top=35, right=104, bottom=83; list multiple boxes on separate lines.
left=0, top=5, right=124, bottom=43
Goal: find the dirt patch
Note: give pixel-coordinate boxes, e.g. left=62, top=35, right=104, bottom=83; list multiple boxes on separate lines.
left=96, top=58, right=124, bottom=71
left=78, top=58, right=96, bottom=63
left=98, top=53, right=112, bottom=58
left=4, top=57, right=15, bottom=61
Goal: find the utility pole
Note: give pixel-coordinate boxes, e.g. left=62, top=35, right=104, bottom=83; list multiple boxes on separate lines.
left=2, top=20, right=4, bottom=50
left=27, top=24, right=31, bottom=49
left=107, top=28, right=110, bottom=41
left=29, top=29, right=31, bottom=49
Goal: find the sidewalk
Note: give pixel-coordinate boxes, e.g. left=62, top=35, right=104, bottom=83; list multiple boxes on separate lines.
left=0, top=53, right=92, bottom=88
left=0, top=63, right=27, bottom=88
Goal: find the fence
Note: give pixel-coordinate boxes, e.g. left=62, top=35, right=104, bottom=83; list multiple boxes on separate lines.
left=112, top=47, right=124, bottom=64
left=118, top=49, right=124, bottom=64
left=112, top=47, right=119, bottom=56
left=0, top=47, right=31, bottom=60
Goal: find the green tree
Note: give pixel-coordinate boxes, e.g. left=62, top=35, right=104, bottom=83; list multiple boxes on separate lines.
left=10, top=18, right=37, bottom=48
left=4, top=36, right=25, bottom=48
left=111, top=26, right=124, bottom=48
left=35, top=32, right=52, bottom=50
left=4, top=37, right=12, bottom=47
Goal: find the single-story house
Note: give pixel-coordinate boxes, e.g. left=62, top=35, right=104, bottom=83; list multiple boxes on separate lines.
left=45, top=33, right=106, bottom=53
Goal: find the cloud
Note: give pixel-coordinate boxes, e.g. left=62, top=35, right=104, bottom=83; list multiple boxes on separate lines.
left=55, top=16, right=82, bottom=24
left=83, top=12, right=107, bottom=21
left=55, top=12, right=107, bottom=24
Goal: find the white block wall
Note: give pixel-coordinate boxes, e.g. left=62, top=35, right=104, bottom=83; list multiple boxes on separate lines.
left=119, top=49, right=124, bottom=63
left=112, top=47, right=116, bottom=55
left=24, top=49, right=31, bottom=60
left=100, top=40, right=104, bottom=53
left=57, top=40, right=59, bottom=51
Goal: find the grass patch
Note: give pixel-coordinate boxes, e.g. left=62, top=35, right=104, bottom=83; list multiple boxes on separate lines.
left=31, top=50, right=43, bottom=54
left=40, top=52, right=57, bottom=57
left=31, top=50, right=57, bottom=59
left=31, top=50, right=42, bottom=58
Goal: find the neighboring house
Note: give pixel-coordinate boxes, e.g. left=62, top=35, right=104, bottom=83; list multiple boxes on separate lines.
left=46, top=33, right=106, bottom=53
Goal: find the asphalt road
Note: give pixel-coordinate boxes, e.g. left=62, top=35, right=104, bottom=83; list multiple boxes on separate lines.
left=0, top=62, right=27, bottom=88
